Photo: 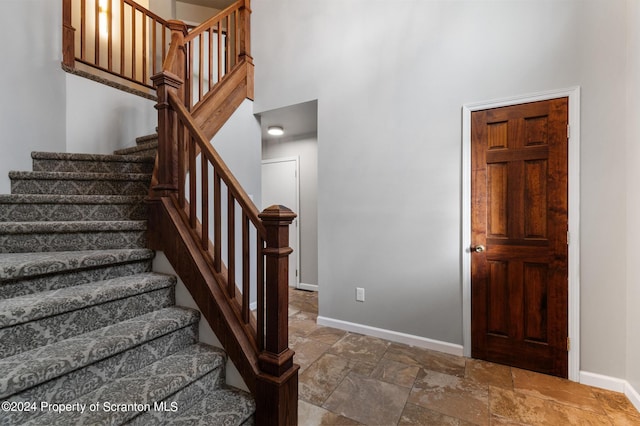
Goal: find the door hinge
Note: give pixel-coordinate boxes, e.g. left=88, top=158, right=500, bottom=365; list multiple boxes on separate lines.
left=567, top=337, right=571, bottom=351
left=567, top=124, right=570, bottom=140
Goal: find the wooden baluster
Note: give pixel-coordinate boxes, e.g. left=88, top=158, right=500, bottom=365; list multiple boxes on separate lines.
left=256, top=205, right=298, bottom=425
left=201, top=152, right=209, bottom=249
left=94, top=0, right=100, bottom=66
left=62, top=0, right=75, bottom=67
left=131, top=7, right=136, bottom=80
left=217, top=20, right=222, bottom=82
left=199, top=33, right=204, bottom=102
left=242, top=213, right=250, bottom=323
left=107, top=0, right=113, bottom=71
left=214, top=171, right=222, bottom=273
left=142, top=12, right=147, bottom=84
left=257, top=233, right=264, bottom=350
left=120, top=0, right=124, bottom=75
left=209, top=28, right=214, bottom=91
left=228, top=192, right=236, bottom=298
left=189, top=136, right=196, bottom=228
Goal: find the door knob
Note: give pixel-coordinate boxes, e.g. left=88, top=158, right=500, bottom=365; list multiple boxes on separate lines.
left=474, top=245, right=486, bottom=253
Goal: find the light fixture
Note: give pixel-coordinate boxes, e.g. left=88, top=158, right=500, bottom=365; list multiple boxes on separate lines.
left=267, top=126, right=284, bottom=136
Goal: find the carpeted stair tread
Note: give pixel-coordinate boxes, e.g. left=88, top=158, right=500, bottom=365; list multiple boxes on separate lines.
left=0, top=193, right=146, bottom=204
left=0, top=194, right=147, bottom=222
left=0, top=220, right=147, bottom=234
left=0, top=221, right=148, bottom=253
left=136, top=133, right=158, bottom=145
left=9, top=170, right=151, bottom=181
left=114, top=140, right=158, bottom=156
left=0, top=306, right=200, bottom=400
left=0, top=272, right=175, bottom=328
left=0, top=249, right=153, bottom=282
left=32, top=152, right=154, bottom=174
left=32, top=151, right=155, bottom=164
left=22, top=343, right=226, bottom=426
left=9, top=171, right=152, bottom=196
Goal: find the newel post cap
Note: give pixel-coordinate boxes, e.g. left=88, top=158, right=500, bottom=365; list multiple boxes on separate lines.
left=259, top=205, right=297, bottom=223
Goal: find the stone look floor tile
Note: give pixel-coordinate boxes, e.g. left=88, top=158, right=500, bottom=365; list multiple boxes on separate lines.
left=371, top=358, right=420, bottom=388
left=287, top=289, right=638, bottom=426
left=290, top=336, right=330, bottom=373
left=465, top=358, right=513, bottom=390
left=299, top=353, right=357, bottom=405
left=490, top=386, right=613, bottom=426
left=328, top=333, right=390, bottom=365
left=289, top=310, right=320, bottom=336
left=307, top=326, right=348, bottom=345
left=408, top=368, right=489, bottom=425
left=384, top=342, right=466, bottom=377
left=399, top=402, right=476, bottom=425
left=592, top=388, right=640, bottom=425
left=299, top=400, right=363, bottom=425
left=323, top=372, right=411, bottom=425
left=512, top=368, right=605, bottom=414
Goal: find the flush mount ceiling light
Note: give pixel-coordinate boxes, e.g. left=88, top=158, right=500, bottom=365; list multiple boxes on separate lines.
left=267, top=126, right=284, bottom=136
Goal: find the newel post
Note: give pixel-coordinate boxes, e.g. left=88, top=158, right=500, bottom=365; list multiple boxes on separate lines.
left=149, top=21, right=188, bottom=198
left=239, top=0, right=254, bottom=100
left=62, top=0, right=75, bottom=68
left=256, top=205, right=299, bottom=426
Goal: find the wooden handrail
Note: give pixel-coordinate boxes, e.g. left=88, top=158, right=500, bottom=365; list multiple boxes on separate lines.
left=62, top=0, right=173, bottom=89
left=147, top=1, right=299, bottom=424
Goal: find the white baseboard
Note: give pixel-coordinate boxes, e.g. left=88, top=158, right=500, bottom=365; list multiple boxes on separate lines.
left=316, top=316, right=464, bottom=357
left=580, top=371, right=640, bottom=412
left=297, top=283, right=318, bottom=292
left=580, top=371, right=626, bottom=392
left=625, top=380, right=640, bottom=412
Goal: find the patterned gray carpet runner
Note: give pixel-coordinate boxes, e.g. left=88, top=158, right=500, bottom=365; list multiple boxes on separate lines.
left=0, top=136, right=255, bottom=425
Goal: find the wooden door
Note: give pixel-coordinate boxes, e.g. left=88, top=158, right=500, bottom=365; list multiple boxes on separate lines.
left=471, top=98, right=569, bottom=378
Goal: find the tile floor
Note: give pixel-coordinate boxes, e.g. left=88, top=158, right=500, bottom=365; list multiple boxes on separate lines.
left=288, top=288, right=640, bottom=425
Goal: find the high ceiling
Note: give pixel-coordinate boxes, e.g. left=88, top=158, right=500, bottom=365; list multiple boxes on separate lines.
left=178, top=0, right=234, bottom=10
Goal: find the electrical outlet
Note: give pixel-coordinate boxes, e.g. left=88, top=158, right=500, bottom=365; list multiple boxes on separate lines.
left=356, top=287, right=365, bottom=302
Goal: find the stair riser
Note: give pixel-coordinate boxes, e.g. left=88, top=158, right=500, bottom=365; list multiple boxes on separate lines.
left=11, top=179, right=150, bottom=196
left=0, top=231, right=147, bottom=253
left=33, top=160, right=153, bottom=174
left=0, top=260, right=151, bottom=300
left=0, top=203, right=146, bottom=222
left=1, top=324, right=198, bottom=426
left=0, top=287, right=174, bottom=359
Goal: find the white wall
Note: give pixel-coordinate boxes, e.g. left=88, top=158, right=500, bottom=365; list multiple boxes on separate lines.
left=263, top=134, right=319, bottom=287
left=176, top=2, right=219, bottom=25
left=0, top=0, right=66, bottom=194
left=626, top=0, right=640, bottom=397
left=66, top=74, right=157, bottom=154
left=253, top=0, right=630, bottom=379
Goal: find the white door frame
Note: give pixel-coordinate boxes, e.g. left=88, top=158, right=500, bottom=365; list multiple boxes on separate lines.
left=461, top=87, right=581, bottom=381
left=261, top=156, right=301, bottom=288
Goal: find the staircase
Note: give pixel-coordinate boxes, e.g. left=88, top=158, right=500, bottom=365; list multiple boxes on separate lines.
left=0, top=135, right=255, bottom=425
